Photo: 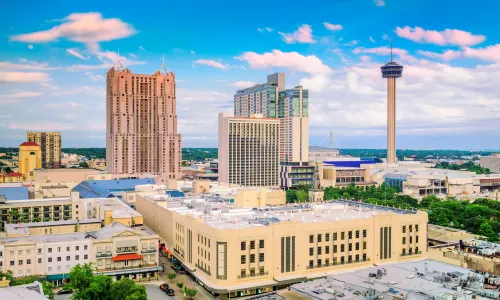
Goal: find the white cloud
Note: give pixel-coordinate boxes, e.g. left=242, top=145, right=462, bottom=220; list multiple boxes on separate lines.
left=395, top=26, right=485, bottom=46
left=257, top=28, right=264, bottom=33
left=345, top=40, right=359, bottom=46
left=331, top=48, right=348, bottom=63
left=463, top=44, right=500, bottom=62
left=265, top=27, right=273, bottom=32
left=66, top=48, right=89, bottom=60
left=369, top=37, right=375, bottom=43
left=190, top=50, right=196, bottom=55
left=83, top=72, right=105, bottom=81
left=193, top=59, right=228, bottom=69
left=0, top=59, right=60, bottom=71
left=279, top=24, right=315, bottom=44
left=231, top=81, right=256, bottom=88
left=8, top=121, right=74, bottom=131
left=418, top=49, right=462, bottom=61
left=28, top=45, right=33, bottom=50
left=0, top=71, right=51, bottom=83
left=235, top=50, right=333, bottom=75
left=323, top=22, right=342, bottom=31
left=129, top=53, right=137, bottom=59
left=373, top=0, right=385, bottom=6
left=139, top=46, right=146, bottom=51
left=353, top=46, right=416, bottom=63
left=0, top=90, right=43, bottom=99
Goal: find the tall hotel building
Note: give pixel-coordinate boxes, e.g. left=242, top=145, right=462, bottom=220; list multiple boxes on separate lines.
left=105, top=65, right=181, bottom=182
left=218, top=113, right=280, bottom=186
left=234, top=73, right=313, bottom=189
left=27, top=132, right=62, bottom=168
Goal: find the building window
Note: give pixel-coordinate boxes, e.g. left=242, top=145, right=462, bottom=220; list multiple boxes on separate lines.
left=57, top=257, right=61, bottom=262
left=259, top=253, right=264, bottom=262
left=416, top=236, right=419, bottom=243
left=416, top=224, right=419, bottom=232
left=325, top=246, right=330, bottom=254
left=348, top=244, right=352, bottom=251
left=317, top=234, right=322, bottom=243
left=355, top=243, right=359, bottom=250
left=348, top=231, right=352, bottom=239
left=241, top=255, right=246, bottom=264
left=250, top=241, right=255, bottom=250
left=48, top=248, right=52, bottom=253
left=18, top=260, right=23, bottom=265
left=76, top=246, right=79, bottom=251
left=402, top=237, right=406, bottom=244
left=333, top=233, right=337, bottom=240
left=409, top=225, right=413, bottom=233
left=317, top=247, right=322, bottom=255
left=57, top=247, right=61, bottom=252
left=66, top=256, right=70, bottom=261
left=48, top=258, right=52, bottom=262
left=355, top=231, right=359, bottom=238
left=48, top=267, right=52, bottom=272
left=241, top=242, right=246, bottom=251
left=240, top=269, right=246, bottom=277
left=363, top=242, right=367, bottom=250
left=333, top=245, right=337, bottom=253
left=38, top=249, right=42, bottom=254
left=341, top=232, right=345, bottom=240
left=66, top=247, right=70, bottom=251
left=363, top=253, right=367, bottom=261
left=259, top=240, right=264, bottom=249
left=84, top=255, right=88, bottom=260
left=317, top=259, right=322, bottom=266
left=363, top=230, right=367, bottom=238
left=250, top=254, right=255, bottom=263
left=10, top=261, right=14, bottom=266
left=27, top=259, right=31, bottom=265
left=38, top=258, right=41, bottom=264
left=309, top=248, right=313, bottom=256
left=355, top=254, right=360, bottom=262
left=309, top=235, right=314, bottom=243
left=309, top=260, right=313, bottom=268
left=402, top=226, right=406, bottom=233
left=341, top=245, right=345, bottom=252
left=75, top=255, right=79, bottom=261
left=84, top=245, right=88, bottom=250
left=325, top=234, right=330, bottom=242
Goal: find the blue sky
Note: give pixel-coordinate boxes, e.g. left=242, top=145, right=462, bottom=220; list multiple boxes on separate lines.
left=1, top=0, right=500, bottom=149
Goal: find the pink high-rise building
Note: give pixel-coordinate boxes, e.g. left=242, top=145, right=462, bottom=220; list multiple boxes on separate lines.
left=106, top=65, right=181, bottom=182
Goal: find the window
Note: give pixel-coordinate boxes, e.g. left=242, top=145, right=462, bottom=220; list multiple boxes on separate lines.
left=317, top=247, right=322, bottom=255
left=26, top=250, right=31, bottom=255
left=309, top=260, right=313, bottom=268
left=363, top=242, right=367, bottom=250
left=18, top=250, right=23, bottom=255
left=326, top=246, right=330, bottom=254
left=259, top=240, right=264, bottom=249
left=66, top=247, right=70, bottom=251
left=334, top=245, right=337, bottom=253
left=309, top=235, right=314, bottom=243
left=341, top=232, right=345, bottom=240
left=355, top=243, right=359, bottom=250
left=402, top=237, right=406, bottom=244
left=57, top=266, right=61, bottom=271
left=317, top=234, right=322, bottom=242
left=348, top=244, right=352, bottom=251
left=363, top=253, right=367, bottom=261
left=416, top=224, right=419, bottom=232
left=355, top=254, right=360, bottom=262
left=333, top=233, right=337, bottom=240
left=10, top=261, right=14, bottom=266
left=76, top=246, right=79, bottom=251
left=241, top=255, right=246, bottom=264
left=259, top=253, right=264, bottom=262
left=355, top=231, right=360, bottom=238
left=341, top=244, right=345, bottom=252
left=325, top=234, right=330, bottom=242
left=84, top=255, right=88, bottom=260
left=409, top=225, right=413, bottom=233
left=48, top=267, right=52, bottom=272
left=38, top=249, right=42, bottom=254
left=48, top=258, right=52, bottom=262
left=66, top=256, right=70, bottom=261
left=410, top=236, right=413, bottom=244
left=348, top=231, right=352, bottom=239
left=241, top=242, right=246, bottom=251
left=18, top=260, right=23, bottom=265
left=240, top=269, right=246, bottom=277
left=250, top=241, right=255, bottom=250
left=57, top=247, right=61, bottom=252
left=57, top=257, right=61, bottom=262
left=75, top=255, right=79, bottom=261
left=402, top=226, right=406, bottom=233
left=416, top=247, right=419, bottom=253
left=363, top=230, right=367, bottom=238
left=416, top=236, right=419, bottom=243
left=325, top=258, right=330, bottom=265
left=38, top=258, right=41, bottom=264
left=340, top=256, right=345, bottom=264
left=84, top=245, right=88, bottom=250
left=250, top=254, right=255, bottom=263
left=402, top=248, right=406, bottom=255
left=27, top=259, right=31, bottom=265
left=317, top=259, right=322, bottom=266
left=48, top=248, right=52, bottom=253
left=348, top=255, right=352, bottom=263
left=309, top=248, right=313, bottom=256
left=259, top=267, right=264, bottom=274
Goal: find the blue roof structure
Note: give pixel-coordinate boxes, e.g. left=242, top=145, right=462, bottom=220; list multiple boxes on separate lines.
left=72, top=178, right=155, bottom=198
left=0, top=186, right=29, bottom=200
left=324, top=158, right=377, bottom=168
left=165, top=190, right=185, bottom=198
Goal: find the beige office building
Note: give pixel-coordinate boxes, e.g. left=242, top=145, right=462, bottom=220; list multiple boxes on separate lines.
left=218, top=113, right=280, bottom=187
left=106, top=65, right=181, bottom=182
left=136, top=194, right=427, bottom=297
left=480, top=154, right=500, bottom=174
left=27, top=132, right=62, bottom=168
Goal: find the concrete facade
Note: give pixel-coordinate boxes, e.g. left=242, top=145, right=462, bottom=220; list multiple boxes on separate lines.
left=480, top=154, right=500, bottom=173
left=106, top=66, right=181, bottom=182
left=19, top=142, right=41, bottom=181
left=218, top=113, right=280, bottom=187
left=27, top=132, right=62, bottom=169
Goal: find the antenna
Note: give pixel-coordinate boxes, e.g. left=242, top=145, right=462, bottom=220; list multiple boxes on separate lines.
left=112, top=49, right=125, bottom=71
left=158, top=53, right=170, bottom=74
left=390, top=39, right=393, bottom=62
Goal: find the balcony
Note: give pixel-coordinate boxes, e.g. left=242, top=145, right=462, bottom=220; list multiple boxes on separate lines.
left=141, top=249, right=156, bottom=254
left=117, top=247, right=138, bottom=254
left=96, top=252, right=113, bottom=258
left=96, top=263, right=157, bottom=272
left=63, top=206, right=72, bottom=212
left=237, top=271, right=269, bottom=279
left=400, top=251, right=422, bottom=257
left=306, top=258, right=370, bottom=270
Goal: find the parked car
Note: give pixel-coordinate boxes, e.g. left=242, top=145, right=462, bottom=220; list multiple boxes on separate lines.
left=160, top=283, right=169, bottom=291
left=167, top=288, right=175, bottom=296
left=172, top=265, right=186, bottom=274
left=56, top=289, right=73, bottom=295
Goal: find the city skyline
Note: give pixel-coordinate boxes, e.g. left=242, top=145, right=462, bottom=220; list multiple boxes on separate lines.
left=2, top=0, right=500, bottom=149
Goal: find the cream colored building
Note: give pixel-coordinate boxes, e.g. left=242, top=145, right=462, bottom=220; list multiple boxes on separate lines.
left=33, top=168, right=107, bottom=185
left=27, top=132, right=62, bottom=169
left=136, top=194, right=428, bottom=297
left=19, top=142, right=41, bottom=181
left=480, top=154, right=500, bottom=174
left=318, top=162, right=375, bottom=190
left=0, top=222, right=160, bottom=286
left=218, top=113, right=280, bottom=187
left=5, top=219, right=102, bottom=237
left=88, top=159, right=107, bottom=170
left=106, top=66, right=182, bottom=182
left=234, top=188, right=285, bottom=208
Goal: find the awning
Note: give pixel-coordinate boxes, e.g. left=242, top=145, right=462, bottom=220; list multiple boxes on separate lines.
left=112, top=254, right=143, bottom=262
left=95, top=266, right=162, bottom=276
left=47, top=273, right=69, bottom=281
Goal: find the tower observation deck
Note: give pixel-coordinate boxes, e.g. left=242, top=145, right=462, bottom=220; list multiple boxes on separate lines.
left=381, top=44, right=403, bottom=165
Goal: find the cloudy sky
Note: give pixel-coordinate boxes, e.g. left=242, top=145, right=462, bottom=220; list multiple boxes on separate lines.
left=1, top=0, right=500, bottom=149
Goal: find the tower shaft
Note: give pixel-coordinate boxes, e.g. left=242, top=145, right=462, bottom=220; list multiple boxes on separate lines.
left=387, top=77, right=397, bottom=164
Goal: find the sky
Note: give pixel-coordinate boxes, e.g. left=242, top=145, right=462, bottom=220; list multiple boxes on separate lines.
left=1, top=0, right=500, bottom=149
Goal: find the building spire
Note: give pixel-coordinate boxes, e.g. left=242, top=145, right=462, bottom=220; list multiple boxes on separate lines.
left=390, top=39, right=393, bottom=62
left=158, top=53, right=170, bottom=74
left=112, top=49, right=124, bottom=71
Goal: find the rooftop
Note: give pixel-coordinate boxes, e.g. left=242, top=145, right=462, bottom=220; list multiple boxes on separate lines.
left=0, top=186, right=28, bottom=200
left=72, top=178, right=155, bottom=198
left=5, top=218, right=102, bottom=235
left=94, top=198, right=142, bottom=218
left=292, top=259, right=489, bottom=300
left=19, top=142, right=39, bottom=147
left=0, top=281, right=46, bottom=300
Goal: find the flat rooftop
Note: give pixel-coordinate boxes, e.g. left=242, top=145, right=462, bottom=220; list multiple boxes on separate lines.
left=5, top=219, right=102, bottom=235
left=94, top=198, right=142, bottom=218
left=428, top=224, right=484, bottom=243
left=292, top=259, right=488, bottom=300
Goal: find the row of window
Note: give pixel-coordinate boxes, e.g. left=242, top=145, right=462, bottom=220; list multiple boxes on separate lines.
left=240, top=267, right=265, bottom=277
left=241, top=253, right=265, bottom=264
left=309, top=254, right=367, bottom=267
left=241, top=240, right=265, bottom=251
left=4, top=254, right=89, bottom=267
left=0, top=246, right=88, bottom=258
left=402, top=247, right=419, bottom=255
left=402, top=224, right=419, bottom=233
left=402, top=236, right=419, bottom=244
left=309, top=242, right=367, bottom=256
left=309, top=230, right=367, bottom=243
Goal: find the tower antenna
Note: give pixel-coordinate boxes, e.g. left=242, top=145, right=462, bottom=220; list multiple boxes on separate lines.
left=158, top=53, right=170, bottom=74
left=112, top=49, right=124, bottom=71
left=390, top=39, right=393, bottom=62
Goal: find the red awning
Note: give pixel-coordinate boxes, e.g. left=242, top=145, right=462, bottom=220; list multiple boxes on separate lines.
left=112, top=254, right=143, bottom=262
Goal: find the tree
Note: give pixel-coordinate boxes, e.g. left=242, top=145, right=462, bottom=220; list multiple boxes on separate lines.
left=3, top=166, right=12, bottom=174
left=68, top=263, right=95, bottom=293
left=110, top=278, right=136, bottom=300
left=479, top=220, right=498, bottom=242
left=0, top=270, right=14, bottom=283
left=42, top=281, right=56, bottom=300
left=124, top=285, right=147, bottom=300
left=167, top=273, right=177, bottom=280
left=286, top=190, right=297, bottom=203
left=296, top=190, right=309, bottom=203
left=177, top=282, right=184, bottom=289
left=183, top=287, right=197, bottom=299
left=74, top=275, right=112, bottom=300
left=79, top=162, right=89, bottom=168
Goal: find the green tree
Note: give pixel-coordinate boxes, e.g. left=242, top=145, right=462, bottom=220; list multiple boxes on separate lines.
left=124, top=285, right=147, bottom=300
left=177, top=282, right=184, bottom=289
left=167, top=273, right=177, bottom=280
left=73, top=275, right=112, bottom=300
left=0, top=270, right=14, bottom=282
left=479, top=220, right=498, bottom=242
left=296, top=190, right=309, bottom=203
left=79, top=161, right=89, bottom=168
left=42, top=281, right=56, bottom=300
left=286, top=190, right=297, bottom=203
left=110, top=278, right=136, bottom=300
left=183, top=287, right=197, bottom=299
left=68, top=263, right=95, bottom=293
